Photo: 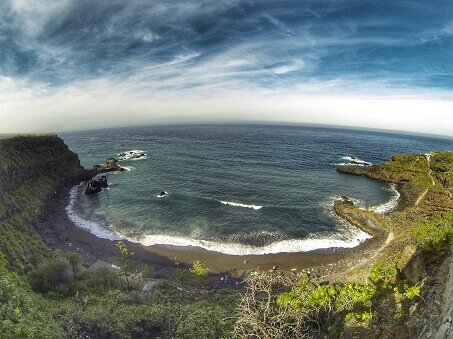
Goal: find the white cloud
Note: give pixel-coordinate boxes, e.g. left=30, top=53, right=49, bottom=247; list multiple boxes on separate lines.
left=1, top=74, right=452, bottom=137
left=272, top=60, right=305, bottom=74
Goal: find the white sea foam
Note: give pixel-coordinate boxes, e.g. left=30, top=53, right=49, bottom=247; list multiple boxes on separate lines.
left=219, top=200, right=263, bottom=210
left=121, top=166, right=134, bottom=171
left=66, top=186, right=371, bottom=254
left=371, top=183, right=400, bottom=214
left=135, top=231, right=371, bottom=255
left=340, top=156, right=372, bottom=166
left=118, top=150, right=148, bottom=161
left=66, top=184, right=120, bottom=240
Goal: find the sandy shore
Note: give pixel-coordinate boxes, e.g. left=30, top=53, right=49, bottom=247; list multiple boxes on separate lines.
left=35, top=180, right=390, bottom=279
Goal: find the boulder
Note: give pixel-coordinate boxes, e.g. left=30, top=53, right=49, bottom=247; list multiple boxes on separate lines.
left=85, top=176, right=108, bottom=194
left=93, top=158, right=125, bottom=173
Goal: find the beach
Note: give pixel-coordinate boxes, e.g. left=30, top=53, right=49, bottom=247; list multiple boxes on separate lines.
left=36, top=180, right=393, bottom=281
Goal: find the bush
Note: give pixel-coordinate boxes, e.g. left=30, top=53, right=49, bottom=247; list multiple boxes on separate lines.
left=75, top=268, right=122, bottom=294
left=175, top=301, right=233, bottom=339
left=411, top=212, right=453, bottom=251
left=0, top=252, right=62, bottom=338
left=190, top=260, right=209, bottom=277
left=369, top=261, right=398, bottom=290
left=28, top=258, right=72, bottom=295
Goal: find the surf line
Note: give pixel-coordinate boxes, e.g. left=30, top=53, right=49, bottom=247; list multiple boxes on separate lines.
left=219, top=200, right=263, bottom=210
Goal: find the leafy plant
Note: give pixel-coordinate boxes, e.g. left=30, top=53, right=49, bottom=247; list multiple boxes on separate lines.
left=189, top=260, right=209, bottom=277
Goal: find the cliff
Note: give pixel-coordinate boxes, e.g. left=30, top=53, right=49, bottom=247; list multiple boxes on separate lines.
left=335, top=151, right=453, bottom=338
left=0, top=135, right=90, bottom=270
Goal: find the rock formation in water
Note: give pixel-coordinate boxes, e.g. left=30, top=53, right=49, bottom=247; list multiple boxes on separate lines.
left=93, top=158, right=125, bottom=172
left=85, top=175, right=108, bottom=194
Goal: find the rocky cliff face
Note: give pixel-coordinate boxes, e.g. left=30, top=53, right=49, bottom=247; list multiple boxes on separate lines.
left=0, top=135, right=90, bottom=269
left=0, top=135, right=89, bottom=196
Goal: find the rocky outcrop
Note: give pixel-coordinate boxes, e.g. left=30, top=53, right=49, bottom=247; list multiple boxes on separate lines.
left=93, top=158, right=125, bottom=173
left=85, top=176, right=108, bottom=195
left=405, top=252, right=453, bottom=338
left=0, top=135, right=89, bottom=196
left=333, top=196, right=389, bottom=239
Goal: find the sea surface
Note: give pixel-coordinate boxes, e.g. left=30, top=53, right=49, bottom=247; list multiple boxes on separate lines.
left=61, top=125, right=452, bottom=255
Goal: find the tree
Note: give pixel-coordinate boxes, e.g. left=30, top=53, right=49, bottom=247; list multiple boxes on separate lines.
left=66, top=251, right=82, bottom=275
left=115, top=241, right=133, bottom=291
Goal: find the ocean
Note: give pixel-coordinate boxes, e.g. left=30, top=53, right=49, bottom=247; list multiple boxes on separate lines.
left=61, top=124, right=452, bottom=255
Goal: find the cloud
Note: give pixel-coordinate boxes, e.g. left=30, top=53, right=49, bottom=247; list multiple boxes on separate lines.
left=0, top=0, right=452, bottom=135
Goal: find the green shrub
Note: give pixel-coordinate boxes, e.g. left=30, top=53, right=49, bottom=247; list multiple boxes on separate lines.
left=369, top=261, right=398, bottom=289
left=175, top=301, right=233, bottom=339
left=190, top=260, right=209, bottom=277
left=75, top=268, right=122, bottom=294
left=0, top=252, right=62, bottom=338
left=277, top=280, right=376, bottom=324
left=403, top=285, right=421, bottom=300
left=411, top=212, right=453, bottom=251
left=28, top=258, right=71, bottom=295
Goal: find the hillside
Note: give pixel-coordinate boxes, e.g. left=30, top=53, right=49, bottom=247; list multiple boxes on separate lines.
left=0, top=135, right=89, bottom=270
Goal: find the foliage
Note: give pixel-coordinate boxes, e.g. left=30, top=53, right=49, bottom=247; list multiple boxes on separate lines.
left=411, top=212, right=453, bottom=251
left=75, top=268, right=123, bottom=294
left=236, top=271, right=380, bottom=338
left=174, top=301, right=233, bottom=339
left=65, top=252, right=82, bottom=275
left=0, top=252, right=62, bottom=338
left=115, top=241, right=133, bottom=289
left=403, top=285, right=421, bottom=300
left=190, top=259, right=209, bottom=277
left=369, top=261, right=398, bottom=290
left=28, top=258, right=72, bottom=295
left=430, top=152, right=453, bottom=173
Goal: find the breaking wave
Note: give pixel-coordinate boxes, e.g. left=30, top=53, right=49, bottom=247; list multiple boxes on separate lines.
left=67, top=184, right=370, bottom=254
left=118, top=150, right=148, bottom=161
left=371, top=183, right=400, bottom=214
left=219, top=200, right=263, bottom=210
left=66, top=184, right=120, bottom=240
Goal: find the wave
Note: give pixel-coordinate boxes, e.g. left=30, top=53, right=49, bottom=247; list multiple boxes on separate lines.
left=66, top=184, right=371, bottom=254
left=136, top=231, right=371, bottom=255
left=66, top=184, right=120, bottom=240
left=340, top=156, right=372, bottom=167
left=219, top=200, right=263, bottom=210
left=371, top=183, right=400, bottom=214
left=118, top=150, right=148, bottom=161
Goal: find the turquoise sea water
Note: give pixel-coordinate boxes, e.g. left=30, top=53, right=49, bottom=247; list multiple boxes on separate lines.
left=61, top=125, right=452, bottom=255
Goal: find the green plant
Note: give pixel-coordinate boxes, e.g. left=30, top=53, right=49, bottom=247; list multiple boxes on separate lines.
left=369, top=261, right=398, bottom=290
left=411, top=212, right=453, bottom=251
left=189, top=260, right=209, bottom=277
left=115, top=241, right=133, bottom=290
left=403, top=285, right=421, bottom=300
left=65, top=252, right=82, bottom=275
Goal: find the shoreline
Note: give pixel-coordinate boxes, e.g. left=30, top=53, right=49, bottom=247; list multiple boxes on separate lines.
left=34, top=173, right=396, bottom=277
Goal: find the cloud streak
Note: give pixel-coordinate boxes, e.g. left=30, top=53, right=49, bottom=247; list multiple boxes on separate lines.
left=0, top=0, right=452, bottom=135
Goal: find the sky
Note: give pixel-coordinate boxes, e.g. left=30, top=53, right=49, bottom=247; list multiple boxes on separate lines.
left=0, top=0, right=452, bottom=136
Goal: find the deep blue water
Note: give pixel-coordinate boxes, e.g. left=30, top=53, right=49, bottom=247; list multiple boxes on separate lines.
left=61, top=125, right=452, bottom=254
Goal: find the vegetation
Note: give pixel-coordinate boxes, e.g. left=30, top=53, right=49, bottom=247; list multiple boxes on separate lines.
left=411, top=212, right=453, bottom=251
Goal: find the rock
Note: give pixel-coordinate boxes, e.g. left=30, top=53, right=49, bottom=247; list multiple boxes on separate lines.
left=93, top=158, right=125, bottom=172
left=85, top=176, right=108, bottom=194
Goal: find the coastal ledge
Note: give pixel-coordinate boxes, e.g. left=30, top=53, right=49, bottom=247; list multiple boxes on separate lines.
left=333, top=196, right=389, bottom=241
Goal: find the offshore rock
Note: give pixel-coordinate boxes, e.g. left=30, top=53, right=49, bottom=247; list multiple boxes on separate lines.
left=85, top=176, right=108, bottom=194
left=93, top=158, right=125, bottom=173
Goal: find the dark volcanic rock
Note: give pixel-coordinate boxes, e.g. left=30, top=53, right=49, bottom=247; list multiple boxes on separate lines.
left=85, top=176, right=108, bottom=194
left=93, top=158, right=125, bottom=173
